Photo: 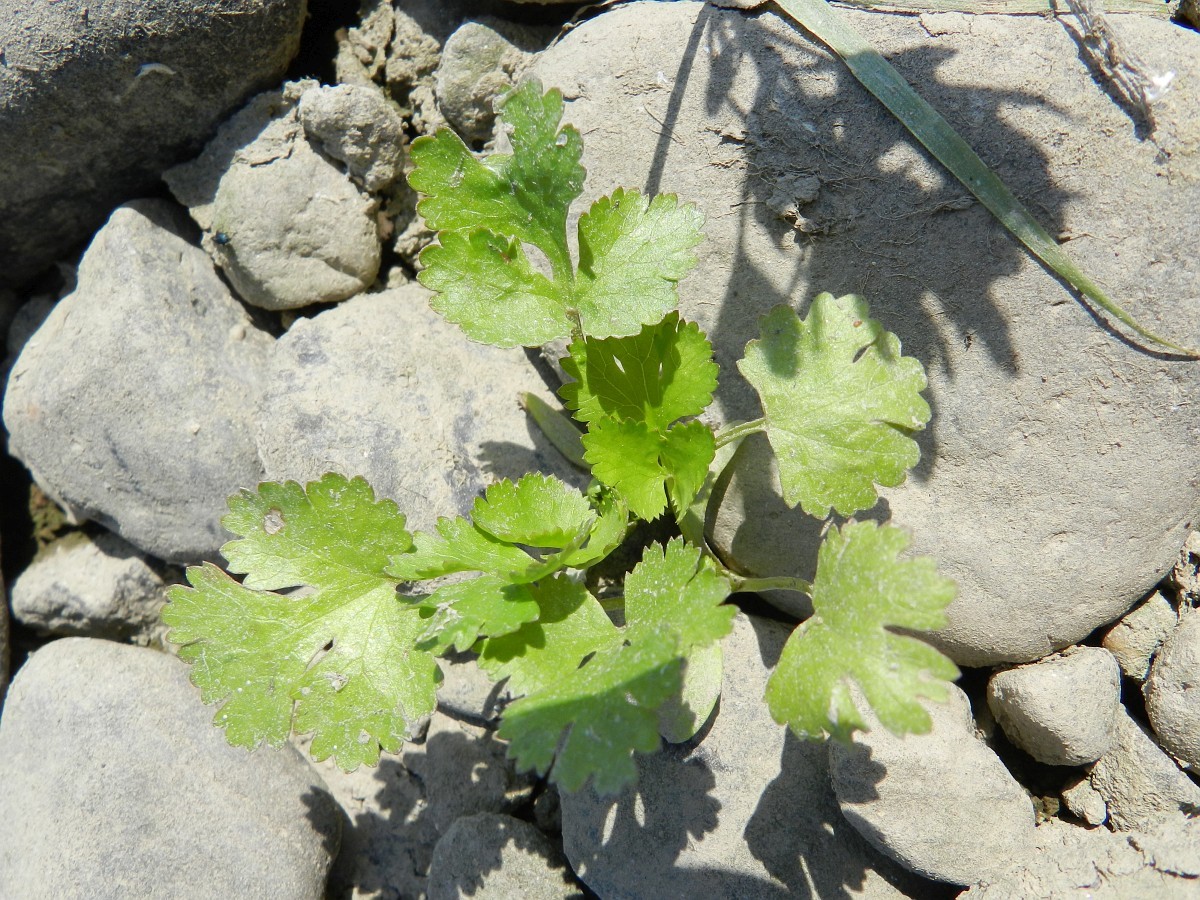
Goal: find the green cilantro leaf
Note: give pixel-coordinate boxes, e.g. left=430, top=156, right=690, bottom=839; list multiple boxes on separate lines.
left=388, top=474, right=618, bottom=583
left=624, top=538, right=733, bottom=652
left=164, top=475, right=438, bottom=771
left=477, top=575, right=620, bottom=695
left=559, top=313, right=717, bottom=428
left=737, top=294, right=930, bottom=518
left=221, top=474, right=413, bottom=589
left=409, top=79, right=582, bottom=278
left=498, top=629, right=682, bottom=795
left=417, top=231, right=570, bottom=348
left=764, top=521, right=959, bottom=742
left=583, top=418, right=715, bottom=521
left=471, top=473, right=594, bottom=547
left=658, top=641, right=724, bottom=744
left=413, top=576, right=540, bottom=655
left=573, top=189, right=705, bottom=338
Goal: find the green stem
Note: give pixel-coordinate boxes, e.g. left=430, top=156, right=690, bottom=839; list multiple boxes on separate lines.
left=713, top=417, right=767, bottom=449
left=773, top=0, right=1199, bottom=358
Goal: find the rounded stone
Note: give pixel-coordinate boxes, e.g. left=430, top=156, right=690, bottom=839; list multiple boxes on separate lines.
left=0, top=0, right=305, bottom=289
left=3, top=200, right=273, bottom=562
left=0, top=638, right=341, bottom=897
left=1144, top=613, right=1200, bottom=769
left=987, top=646, right=1122, bottom=766
left=828, top=685, right=1036, bottom=886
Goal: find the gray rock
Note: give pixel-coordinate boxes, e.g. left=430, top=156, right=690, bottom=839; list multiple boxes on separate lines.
left=987, top=646, right=1121, bottom=766
left=560, top=613, right=927, bottom=899
left=436, top=20, right=538, bottom=144
left=1170, top=531, right=1200, bottom=602
left=1087, top=708, right=1200, bottom=831
left=253, top=285, right=581, bottom=534
left=529, top=1, right=1200, bottom=666
left=1060, top=775, right=1108, bottom=828
left=404, top=712, right=536, bottom=834
left=437, top=651, right=514, bottom=727
left=299, top=83, right=406, bottom=192
left=961, top=817, right=1200, bottom=899
left=829, top=684, right=1036, bottom=886
left=0, top=638, right=340, bottom=898
left=0, top=0, right=304, bottom=289
left=10, top=531, right=165, bottom=643
left=3, top=200, right=273, bottom=563
left=4, top=295, right=55, bottom=360
left=1144, top=612, right=1200, bottom=769
left=384, top=0, right=513, bottom=136
left=334, top=0, right=395, bottom=86
left=165, top=81, right=381, bottom=310
left=297, top=730, right=440, bottom=900
left=1103, top=590, right=1178, bottom=682
left=427, top=813, right=580, bottom=900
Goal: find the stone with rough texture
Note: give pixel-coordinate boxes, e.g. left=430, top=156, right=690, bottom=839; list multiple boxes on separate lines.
left=436, top=20, right=538, bottom=144
left=829, top=685, right=1037, bottom=886
left=987, top=646, right=1121, bottom=766
left=560, top=613, right=929, bottom=898
left=165, top=81, right=380, bottom=310
left=296, top=730, right=440, bottom=900
left=10, top=531, right=165, bottom=643
left=1061, top=776, right=1108, bottom=828
left=0, top=0, right=304, bottom=289
left=0, top=638, right=340, bottom=897
left=253, top=285, right=580, bottom=534
left=437, top=651, right=514, bottom=727
left=3, top=200, right=273, bottom=563
left=961, top=817, right=1200, bottom=899
left=427, top=813, right=580, bottom=900
left=299, top=83, right=406, bottom=192
left=0, top=536, right=7, bottom=700
left=1103, top=591, right=1178, bottom=682
left=1144, top=612, right=1200, bottom=769
left=1087, top=708, right=1200, bottom=831
left=404, top=712, right=535, bottom=834
left=529, top=1, right=1200, bottom=666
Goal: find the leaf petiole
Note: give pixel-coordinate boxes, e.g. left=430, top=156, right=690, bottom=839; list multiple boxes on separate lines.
left=727, top=574, right=814, bottom=596
left=713, top=417, right=767, bottom=449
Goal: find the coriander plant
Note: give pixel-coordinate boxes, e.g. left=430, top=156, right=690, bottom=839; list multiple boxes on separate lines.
left=164, top=80, right=959, bottom=795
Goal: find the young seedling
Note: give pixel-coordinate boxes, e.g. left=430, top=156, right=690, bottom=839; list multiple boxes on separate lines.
left=164, top=80, right=959, bottom=795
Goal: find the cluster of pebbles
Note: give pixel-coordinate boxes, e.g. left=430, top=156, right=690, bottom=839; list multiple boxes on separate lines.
left=2, top=1, right=1199, bottom=897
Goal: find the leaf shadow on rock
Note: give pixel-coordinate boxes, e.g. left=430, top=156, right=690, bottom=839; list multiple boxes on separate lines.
left=322, top=716, right=562, bottom=898
left=643, top=5, right=1079, bottom=485
left=745, top=731, right=954, bottom=899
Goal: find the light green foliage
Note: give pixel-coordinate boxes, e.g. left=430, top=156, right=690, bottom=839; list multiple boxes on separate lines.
left=562, top=315, right=718, bottom=520
left=560, top=313, right=717, bottom=427
left=489, top=540, right=732, bottom=793
left=572, top=188, right=705, bottom=337
left=765, top=521, right=959, bottom=741
left=166, top=81, right=961, bottom=798
left=164, top=475, right=439, bottom=771
left=477, top=575, right=620, bottom=695
left=409, top=81, right=583, bottom=280
left=738, top=294, right=930, bottom=518
left=499, top=630, right=683, bottom=795
left=388, top=473, right=615, bottom=584
left=413, top=576, right=540, bottom=654
left=623, top=538, right=733, bottom=652
left=410, top=79, right=703, bottom=347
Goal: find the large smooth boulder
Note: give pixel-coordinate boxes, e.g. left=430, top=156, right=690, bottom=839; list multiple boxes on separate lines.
left=528, top=1, right=1200, bottom=665
left=0, top=638, right=341, bottom=897
left=0, top=0, right=305, bottom=288
left=3, top=200, right=273, bottom=562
